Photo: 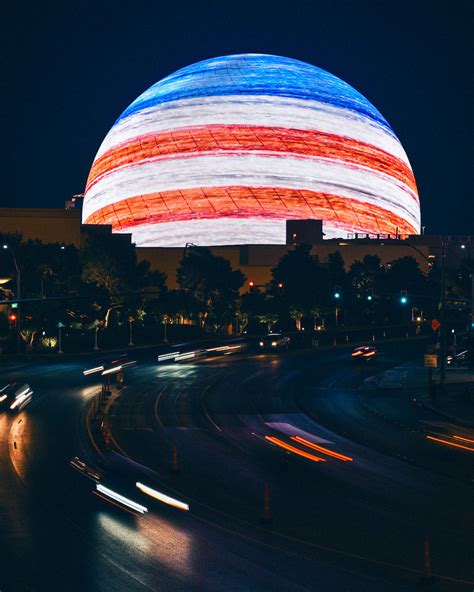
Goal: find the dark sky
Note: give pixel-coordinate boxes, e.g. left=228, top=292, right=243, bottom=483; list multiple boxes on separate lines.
left=4, top=0, right=473, bottom=234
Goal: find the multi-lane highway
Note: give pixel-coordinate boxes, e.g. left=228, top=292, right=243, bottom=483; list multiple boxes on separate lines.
left=1, top=342, right=473, bottom=591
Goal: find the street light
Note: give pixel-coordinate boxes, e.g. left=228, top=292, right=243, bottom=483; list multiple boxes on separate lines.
left=333, top=289, right=341, bottom=327
left=3, top=244, right=21, bottom=353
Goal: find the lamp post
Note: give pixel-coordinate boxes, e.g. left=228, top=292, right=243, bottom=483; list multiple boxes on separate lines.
left=128, top=316, right=134, bottom=346
left=3, top=244, right=21, bottom=354
left=333, top=290, right=341, bottom=328
left=57, top=322, right=64, bottom=354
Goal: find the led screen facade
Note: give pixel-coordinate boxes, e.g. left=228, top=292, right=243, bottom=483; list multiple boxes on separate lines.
left=83, top=54, right=420, bottom=246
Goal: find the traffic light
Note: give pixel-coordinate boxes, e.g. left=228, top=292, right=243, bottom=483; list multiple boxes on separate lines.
left=400, top=290, right=408, bottom=304
left=9, top=313, right=17, bottom=327
left=249, top=280, right=256, bottom=293
left=277, top=282, right=284, bottom=295
left=334, top=291, right=341, bottom=299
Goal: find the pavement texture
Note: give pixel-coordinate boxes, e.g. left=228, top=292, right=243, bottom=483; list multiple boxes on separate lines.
left=362, top=363, right=474, bottom=428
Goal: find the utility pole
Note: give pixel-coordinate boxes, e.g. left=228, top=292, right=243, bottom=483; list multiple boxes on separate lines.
left=3, top=245, right=21, bottom=353
left=439, top=240, right=447, bottom=387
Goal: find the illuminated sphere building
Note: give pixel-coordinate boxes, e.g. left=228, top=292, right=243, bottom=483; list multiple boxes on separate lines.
left=83, top=54, right=420, bottom=246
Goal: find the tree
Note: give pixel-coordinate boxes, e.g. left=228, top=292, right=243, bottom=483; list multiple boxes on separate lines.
left=327, top=251, right=346, bottom=292
left=177, top=247, right=245, bottom=332
left=385, top=256, right=426, bottom=295
left=80, top=230, right=165, bottom=329
left=270, top=244, right=329, bottom=320
left=347, top=255, right=386, bottom=324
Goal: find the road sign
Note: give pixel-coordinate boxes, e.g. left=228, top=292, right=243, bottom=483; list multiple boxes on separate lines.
left=431, top=319, right=441, bottom=331
left=424, top=354, right=438, bottom=368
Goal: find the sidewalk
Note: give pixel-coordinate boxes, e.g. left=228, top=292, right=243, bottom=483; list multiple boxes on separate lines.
left=362, top=363, right=474, bottom=429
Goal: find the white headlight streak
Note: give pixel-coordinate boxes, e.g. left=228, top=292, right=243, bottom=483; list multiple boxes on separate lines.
left=96, top=484, right=148, bottom=514
left=136, top=482, right=189, bottom=511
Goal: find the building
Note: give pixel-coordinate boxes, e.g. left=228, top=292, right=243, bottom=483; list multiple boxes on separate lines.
left=3, top=205, right=466, bottom=293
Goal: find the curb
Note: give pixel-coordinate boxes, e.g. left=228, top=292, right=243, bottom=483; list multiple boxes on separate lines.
left=416, top=397, right=474, bottom=430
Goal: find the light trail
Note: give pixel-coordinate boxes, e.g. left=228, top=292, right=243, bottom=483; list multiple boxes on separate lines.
left=452, top=434, right=474, bottom=444
left=291, top=436, right=353, bottom=461
left=426, top=435, right=474, bottom=452
left=95, top=484, right=148, bottom=514
left=136, top=482, right=189, bottom=511
left=264, top=436, right=326, bottom=462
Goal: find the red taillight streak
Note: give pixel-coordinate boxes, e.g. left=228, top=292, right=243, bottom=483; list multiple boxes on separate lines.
left=291, top=436, right=353, bottom=461
left=264, top=436, right=326, bottom=462
left=452, top=435, right=474, bottom=444
left=426, top=435, right=474, bottom=452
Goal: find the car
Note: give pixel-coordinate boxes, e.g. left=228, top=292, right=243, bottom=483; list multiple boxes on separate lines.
left=258, top=333, right=290, bottom=351
left=70, top=456, right=101, bottom=481
left=446, top=350, right=470, bottom=367
left=0, top=383, right=33, bottom=412
left=351, top=345, right=378, bottom=361
left=83, top=353, right=136, bottom=376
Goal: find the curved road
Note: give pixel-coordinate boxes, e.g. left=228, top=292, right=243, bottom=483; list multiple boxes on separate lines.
left=0, top=342, right=473, bottom=591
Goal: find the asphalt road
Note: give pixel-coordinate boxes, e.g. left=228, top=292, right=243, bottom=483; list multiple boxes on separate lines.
left=0, top=341, right=473, bottom=591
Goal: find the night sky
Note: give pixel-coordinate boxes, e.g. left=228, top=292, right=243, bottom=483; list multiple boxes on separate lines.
left=4, top=0, right=472, bottom=234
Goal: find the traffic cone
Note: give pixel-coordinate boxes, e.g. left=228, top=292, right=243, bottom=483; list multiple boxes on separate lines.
left=102, top=424, right=111, bottom=450
left=170, top=444, right=179, bottom=473
left=260, top=482, right=272, bottom=524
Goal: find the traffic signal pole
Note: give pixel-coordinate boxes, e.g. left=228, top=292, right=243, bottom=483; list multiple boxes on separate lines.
left=439, top=241, right=447, bottom=387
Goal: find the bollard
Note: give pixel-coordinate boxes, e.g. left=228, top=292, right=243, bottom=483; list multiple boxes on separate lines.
left=372, top=335, right=375, bottom=342
left=92, top=394, right=99, bottom=419
left=260, top=482, right=272, bottom=524
left=419, top=534, right=435, bottom=587
left=383, top=330, right=386, bottom=338
left=102, top=423, right=111, bottom=450
left=333, top=337, right=337, bottom=347
left=345, top=335, right=349, bottom=343
left=170, top=444, right=179, bottom=473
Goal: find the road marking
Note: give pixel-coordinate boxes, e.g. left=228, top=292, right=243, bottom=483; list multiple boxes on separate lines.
left=190, top=510, right=474, bottom=587
left=107, top=423, right=130, bottom=458
left=153, top=385, right=167, bottom=429
left=201, top=383, right=223, bottom=432
left=86, top=403, right=103, bottom=457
